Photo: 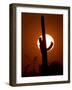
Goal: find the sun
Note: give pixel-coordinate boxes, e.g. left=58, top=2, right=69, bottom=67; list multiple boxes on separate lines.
left=37, top=34, right=54, bottom=51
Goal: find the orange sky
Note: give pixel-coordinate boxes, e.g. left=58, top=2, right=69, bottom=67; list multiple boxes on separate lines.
left=21, top=13, right=63, bottom=75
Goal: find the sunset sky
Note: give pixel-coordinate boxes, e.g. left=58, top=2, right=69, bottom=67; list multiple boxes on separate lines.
left=21, top=13, right=63, bottom=76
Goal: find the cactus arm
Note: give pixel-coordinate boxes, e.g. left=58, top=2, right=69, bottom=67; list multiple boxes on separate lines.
left=46, top=41, right=53, bottom=51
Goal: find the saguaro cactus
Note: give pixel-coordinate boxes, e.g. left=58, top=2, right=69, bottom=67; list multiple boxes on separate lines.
left=39, top=16, right=48, bottom=75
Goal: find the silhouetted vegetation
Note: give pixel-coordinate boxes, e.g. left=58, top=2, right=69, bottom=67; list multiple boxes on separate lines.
left=40, top=61, right=63, bottom=76
left=22, top=59, right=63, bottom=77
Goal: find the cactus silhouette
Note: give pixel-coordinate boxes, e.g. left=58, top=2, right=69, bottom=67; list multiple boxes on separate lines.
left=39, top=16, right=49, bottom=75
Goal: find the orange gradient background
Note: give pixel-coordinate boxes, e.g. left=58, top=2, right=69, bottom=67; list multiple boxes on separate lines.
left=21, top=13, right=63, bottom=76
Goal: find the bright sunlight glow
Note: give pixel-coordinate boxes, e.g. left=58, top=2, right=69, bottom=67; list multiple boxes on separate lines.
left=37, top=34, right=54, bottom=51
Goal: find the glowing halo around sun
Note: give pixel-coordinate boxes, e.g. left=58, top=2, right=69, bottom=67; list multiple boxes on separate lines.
left=37, top=34, right=54, bottom=51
